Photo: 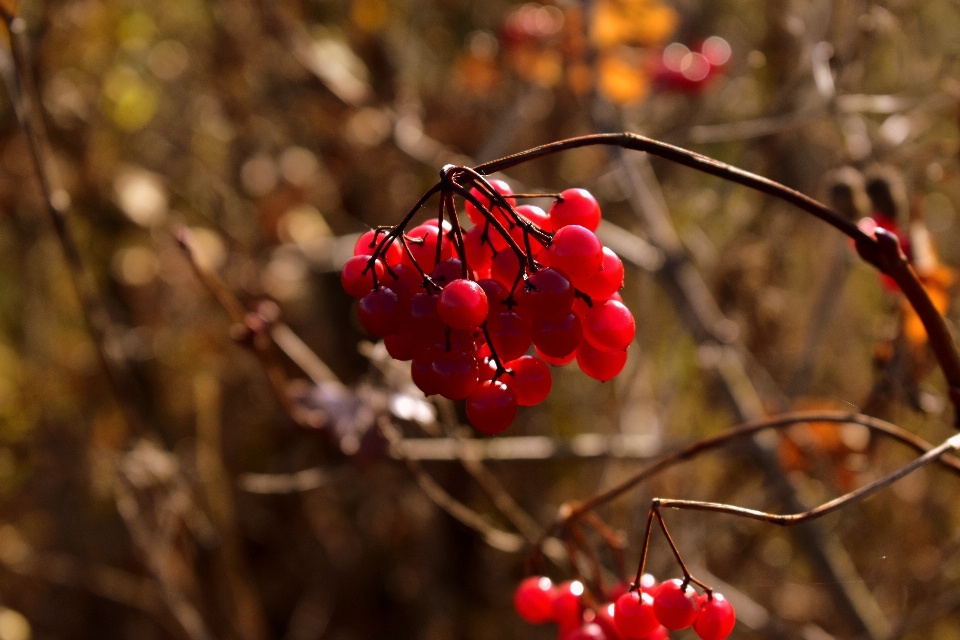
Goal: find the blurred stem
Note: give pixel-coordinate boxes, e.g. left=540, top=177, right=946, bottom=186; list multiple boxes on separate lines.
left=0, top=11, right=151, bottom=438
left=194, top=369, right=269, bottom=640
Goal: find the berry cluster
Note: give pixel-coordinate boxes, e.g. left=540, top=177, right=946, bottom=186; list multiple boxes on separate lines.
left=341, top=176, right=634, bottom=435
left=513, top=574, right=735, bottom=640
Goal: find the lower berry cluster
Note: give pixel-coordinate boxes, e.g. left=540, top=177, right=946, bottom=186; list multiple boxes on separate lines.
left=341, top=180, right=636, bottom=434
left=513, top=575, right=736, bottom=640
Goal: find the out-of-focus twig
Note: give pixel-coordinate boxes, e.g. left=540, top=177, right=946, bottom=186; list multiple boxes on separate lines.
left=0, top=10, right=149, bottom=438
left=377, top=416, right=525, bottom=553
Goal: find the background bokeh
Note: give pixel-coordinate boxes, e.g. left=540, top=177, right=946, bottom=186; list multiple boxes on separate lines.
left=0, top=0, right=958, bottom=640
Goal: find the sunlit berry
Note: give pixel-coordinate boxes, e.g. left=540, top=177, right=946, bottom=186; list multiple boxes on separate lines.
left=614, top=591, right=660, bottom=640
left=693, top=593, right=735, bottom=640
left=547, top=225, right=604, bottom=279
left=583, top=300, right=636, bottom=352
left=504, top=356, right=551, bottom=406
left=576, top=342, right=628, bottom=381
left=466, top=381, right=518, bottom=435
left=653, top=579, right=699, bottom=630
left=550, top=188, right=602, bottom=231
left=438, top=279, right=489, bottom=329
left=513, top=576, right=556, bottom=624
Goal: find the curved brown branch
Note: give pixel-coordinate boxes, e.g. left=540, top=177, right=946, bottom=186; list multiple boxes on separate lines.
left=540, top=411, right=960, bottom=544
left=657, top=431, right=960, bottom=525
left=471, top=133, right=960, bottom=416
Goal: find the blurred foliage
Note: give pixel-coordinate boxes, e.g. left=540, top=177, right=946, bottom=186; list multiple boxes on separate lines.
left=0, top=0, right=958, bottom=640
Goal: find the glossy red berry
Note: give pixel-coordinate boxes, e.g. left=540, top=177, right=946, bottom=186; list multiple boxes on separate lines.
left=438, top=279, right=489, bottom=329
left=513, top=576, right=556, bottom=624
left=583, top=300, right=636, bottom=352
left=519, top=267, right=574, bottom=322
left=431, top=258, right=464, bottom=287
left=411, top=357, right=441, bottom=396
left=693, top=593, right=735, bottom=640
left=532, top=312, right=582, bottom=359
left=409, top=292, right=446, bottom=336
left=491, top=250, right=523, bottom=287
left=592, top=603, right=624, bottom=640
left=382, top=263, right=420, bottom=303
left=550, top=188, right=602, bottom=231
left=653, top=579, right=699, bottom=630
left=614, top=591, right=660, bottom=640
left=477, top=279, right=509, bottom=316
left=384, top=329, right=416, bottom=361
left=341, top=255, right=384, bottom=298
left=552, top=580, right=586, bottom=633
left=407, top=224, right=451, bottom=272
left=536, top=346, right=576, bottom=366
left=504, top=356, right=551, bottom=406
left=547, top=225, right=604, bottom=279
left=561, top=622, right=608, bottom=640
left=515, top=203, right=552, bottom=234
left=354, top=230, right=403, bottom=265
left=576, top=342, right=628, bottom=381
left=576, top=247, right=624, bottom=299
left=466, top=381, right=518, bottom=435
left=487, top=310, right=533, bottom=362
left=357, top=288, right=403, bottom=337
left=463, top=226, right=494, bottom=273
left=432, top=351, right=479, bottom=400
left=465, top=179, right=513, bottom=226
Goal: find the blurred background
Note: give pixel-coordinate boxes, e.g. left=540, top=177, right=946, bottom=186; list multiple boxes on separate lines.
left=0, top=0, right=958, bottom=639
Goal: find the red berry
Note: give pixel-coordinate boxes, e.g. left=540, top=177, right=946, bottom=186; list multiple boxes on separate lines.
left=438, top=279, right=489, bottom=329
left=409, top=292, right=446, bottom=336
left=463, top=226, right=494, bottom=273
left=547, top=225, right=604, bottom=279
left=432, top=351, right=479, bottom=400
left=407, top=224, right=452, bottom=272
left=513, top=576, right=556, bottom=624
left=411, top=357, right=441, bottom=396
left=487, top=310, right=533, bottom=362
left=466, top=381, right=518, bottom=435
left=576, top=247, right=624, bottom=299
left=382, top=263, right=420, bottom=303
left=592, top=603, right=625, bottom=640
left=561, top=622, right=609, bottom=640
left=354, top=230, right=403, bottom=265
left=693, top=593, right=735, bottom=640
left=638, top=574, right=658, bottom=595
left=384, top=329, right=416, bottom=361
left=550, top=188, right=602, bottom=231
left=519, top=267, right=574, bottom=322
left=553, top=580, right=586, bottom=632
left=491, top=250, right=524, bottom=287
left=431, top=258, right=464, bottom=287
left=532, top=312, right=582, bottom=359
left=357, top=288, right=403, bottom=337
left=465, top=179, right=513, bottom=226
left=583, top=300, right=636, bottom=352
left=341, top=255, right=384, bottom=298
left=477, top=279, right=510, bottom=316
left=653, top=579, right=699, bottom=630
left=614, top=591, right=660, bottom=640
left=504, top=356, right=551, bottom=406
left=576, top=342, right=628, bottom=381
left=515, top=203, right=552, bottom=233
left=536, top=346, right=576, bottom=366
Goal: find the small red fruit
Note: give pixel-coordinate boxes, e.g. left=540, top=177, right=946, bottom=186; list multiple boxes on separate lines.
left=341, top=255, right=384, bottom=298
left=504, top=356, right=551, bottom=406
left=653, top=579, right=699, bottom=630
left=693, top=593, right=735, bottom=640
left=438, top=279, right=489, bottom=329
left=547, top=225, right=604, bottom=279
left=466, top=381, right=518, bottom=435
left=614, top=591, right=660, bottom=640
left=513, top=576, right=556, bottom=624
left=583, top=300, right=636, bottom=352
left=550, top=188, right=602, bottom=231
left=553, top=580, right=586, bottom=632
left=576, top=342, right=628, bottom=381
left=357, top=288, right=403, bottom=337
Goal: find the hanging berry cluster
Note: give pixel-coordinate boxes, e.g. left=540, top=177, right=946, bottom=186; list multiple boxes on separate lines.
left=340, top=166, right=635, bottom=435
left=513, top=573, right=736, bottom=640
